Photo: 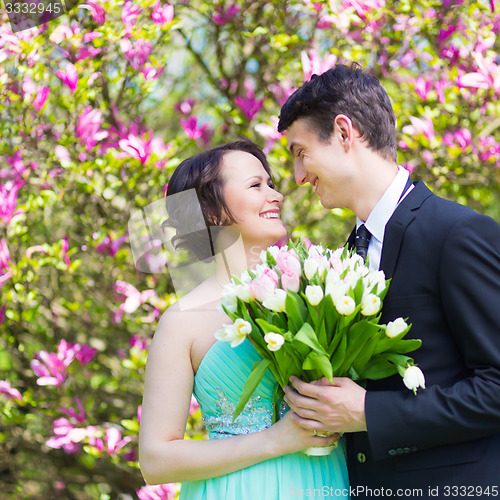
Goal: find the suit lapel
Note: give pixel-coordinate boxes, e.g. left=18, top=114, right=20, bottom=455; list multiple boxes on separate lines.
left=379, top=181, right=433, bottom=279
left=346, top=226, right=356, bottom=250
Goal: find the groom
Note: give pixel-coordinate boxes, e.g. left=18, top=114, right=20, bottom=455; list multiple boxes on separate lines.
left=278, top=63, right=500, bottom=494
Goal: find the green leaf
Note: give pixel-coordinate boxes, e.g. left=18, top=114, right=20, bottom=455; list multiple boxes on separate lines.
left=255, top=318, right=284, bottom=335
left=233, top=358, right=271, bottom=421
left=302, top=351, right=333, bottom=382
left=285, top=292, right=308, bottom=332
left=294, top=323, right=326, bottom=355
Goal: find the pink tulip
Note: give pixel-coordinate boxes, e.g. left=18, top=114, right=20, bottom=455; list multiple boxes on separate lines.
left=150, top=0, right=174, bottom=26
left=276, top=250, right=302, bottom=277
left=0, top=380, right=22, bottom=401
left=56, top=63, right=78, bottom=93
left=249, top=274, right=277, bottom=302
left=281, top=271, right=300, bottom=293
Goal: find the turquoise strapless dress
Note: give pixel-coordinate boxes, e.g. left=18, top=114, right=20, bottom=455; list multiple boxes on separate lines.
left=179, top=339, right=350, bottom=499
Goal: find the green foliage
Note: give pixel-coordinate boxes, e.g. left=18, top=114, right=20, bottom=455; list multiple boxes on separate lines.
left=0, top=0, right=499, bottom=498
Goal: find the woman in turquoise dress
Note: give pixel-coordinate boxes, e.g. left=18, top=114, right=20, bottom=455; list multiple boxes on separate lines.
left=138, top=139, right=349, bottom=499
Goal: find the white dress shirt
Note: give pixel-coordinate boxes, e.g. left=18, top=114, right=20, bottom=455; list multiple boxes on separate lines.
left=356, top=166, right=414, bottom=271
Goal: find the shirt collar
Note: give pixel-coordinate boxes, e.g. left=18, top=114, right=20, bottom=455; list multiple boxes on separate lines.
left=356, top=166, right=410, bottom=243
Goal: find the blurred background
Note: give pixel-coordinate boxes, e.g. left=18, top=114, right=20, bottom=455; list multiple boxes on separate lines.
left=1, top=0, right=499, bottom=498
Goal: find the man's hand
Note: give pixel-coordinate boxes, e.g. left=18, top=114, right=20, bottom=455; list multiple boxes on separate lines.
left=283, top=376, right=367, bottom=434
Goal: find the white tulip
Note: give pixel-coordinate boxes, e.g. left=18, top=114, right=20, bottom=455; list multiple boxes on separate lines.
left=403, top=365, right=426, bottom=395
left=361, top=293, right=381, bottom=316
left=264, top=332, right=285, bottom=351
left=214, top=319, right=252, bottom=347
left=334, top=295, right=356, bottom=316
left=386, top=318, right=408, bottom=338
left=235, top=284, right=252, bottom=302
left=303, top=257, right=320, bottom=280
left=262, top=289, right=287, bottom=312
left=305, top=285, right=324, bottom=306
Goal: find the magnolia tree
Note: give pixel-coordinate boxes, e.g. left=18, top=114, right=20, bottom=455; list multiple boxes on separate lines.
left=0, top=0, right=499, bottom=498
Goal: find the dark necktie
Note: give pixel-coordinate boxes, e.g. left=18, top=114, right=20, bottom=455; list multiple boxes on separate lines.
left=355, top=224, right=371, bottom=262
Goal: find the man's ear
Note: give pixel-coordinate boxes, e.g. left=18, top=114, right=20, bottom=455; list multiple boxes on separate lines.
left=333, top=114, right=354, bottom=152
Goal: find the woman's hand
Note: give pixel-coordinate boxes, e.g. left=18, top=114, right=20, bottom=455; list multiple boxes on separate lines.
left=264, top=409, right=341, bottom=457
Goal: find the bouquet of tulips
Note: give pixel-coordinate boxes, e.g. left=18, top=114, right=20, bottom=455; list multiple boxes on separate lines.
left=215, top=240, right=424, bottom=422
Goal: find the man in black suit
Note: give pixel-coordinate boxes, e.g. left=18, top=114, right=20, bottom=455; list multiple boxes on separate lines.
left=278, top=63, right=500, bottom=496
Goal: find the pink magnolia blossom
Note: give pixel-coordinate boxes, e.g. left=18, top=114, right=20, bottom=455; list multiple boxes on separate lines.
left=301, top=49, right=337, bottom=81
left=402, top=116, right=435, bottom=141
left=189, top=395, right=200, bottom=415
left=234, top=94, right=264, bottom=121
left=0, top=239, right=12, bottom=288
left=137, top=483, right=177, bottom=500
left=60, top=237, right=71, bottom=269
left=87, top=0, right=106, bottom=24
left=120, top=38, right=152, bottom=69
left=129, top=334, right=151, bottom=351
left=56, top=63, right=78, bottom=93
left=46, top=418, right=82, bottom=454
left=54, top=145, right=72, bottom=167
left=269, top=81, right=295, bottom=107
left=31, top=340, right=79, bottom=386
left=255, top=116, right=281, bottom=154
left=96, top=233, right=128, bottom=257
left=77, top=106, right=109, bottom=150
left=342, top=0, right=386, bottom=19
left=61, top=397, right=86, bottom=423
left=175, top=99, right=195, bottom=116
left=479, top=136, right=500, bottom=164
left=33, top=86, right=50, bottom=111
left=76, top=344, right=97, bottom=365
left=118, top=129, right=168, bottom=164
left=122, top=0, right=142, bottom=29
left=0, top=306, right=5, bottom=327
left=150, top=0, right=174, bottom=26
left=103, top=427, right=133, bottom=455
left=180, top=117, right=213, bottom=146
left=0, top=380, right=22, bottom=401
left=0, top=179, right=25, bottom=225
left=113, top=280, right=157, bottom=323
left=5, top=150, right=27, bottom=178
left=212, top=3, right=240, bottom=25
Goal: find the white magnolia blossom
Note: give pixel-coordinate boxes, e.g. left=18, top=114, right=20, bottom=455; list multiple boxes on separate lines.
left=334, top=295, right=356, bottom=316
left=403, top=365, right=426, bottom=394
left=305, top=285, right=324, bottom=306
left=361, top=293, right=381, bottom=316
left=215, top=318, right=252, bottom=347
left=264, top=332, right=285, bottom=352
left=262, top=289, right=287, bottom=312
left=386, top=318, right=408, bottom=338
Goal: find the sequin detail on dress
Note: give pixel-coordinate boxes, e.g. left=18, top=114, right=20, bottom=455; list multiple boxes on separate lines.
left=203, top=387, right=288, bottom=439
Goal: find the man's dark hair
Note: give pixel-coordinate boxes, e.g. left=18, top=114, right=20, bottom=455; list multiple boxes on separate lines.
left=164, top=139, right=271, bottom=260
left=277, top=63, right=397, bottom=162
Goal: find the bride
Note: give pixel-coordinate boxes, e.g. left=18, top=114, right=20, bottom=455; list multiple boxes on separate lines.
left=138, top=139, right=349, bottom=499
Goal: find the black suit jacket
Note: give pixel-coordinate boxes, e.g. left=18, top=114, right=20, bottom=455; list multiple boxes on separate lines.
left=346, top=181, right=500, bottom=496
